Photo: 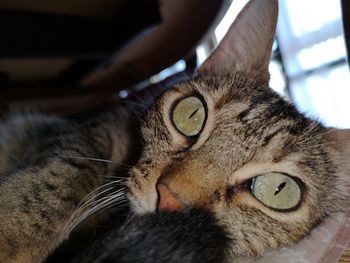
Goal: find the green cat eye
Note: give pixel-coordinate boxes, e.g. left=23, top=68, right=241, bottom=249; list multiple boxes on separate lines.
left=251, top=172, right=301, bottom=211
left=172, top=96, right=206, bottom=136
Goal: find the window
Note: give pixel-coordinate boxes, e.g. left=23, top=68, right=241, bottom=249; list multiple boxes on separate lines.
left=277, top=0, right=349, bottom=128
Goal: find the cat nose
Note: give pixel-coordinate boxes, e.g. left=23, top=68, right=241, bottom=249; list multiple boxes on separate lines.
left=156, top=183, right=184, bottom=212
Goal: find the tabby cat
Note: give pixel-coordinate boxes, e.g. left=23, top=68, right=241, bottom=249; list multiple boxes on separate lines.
left=0, top=0, right=349, bottom=262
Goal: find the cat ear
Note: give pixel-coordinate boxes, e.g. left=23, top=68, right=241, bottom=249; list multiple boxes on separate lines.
left=323, top=129, right=350, bottom=214
left=198, top=0, right=278, bottom=82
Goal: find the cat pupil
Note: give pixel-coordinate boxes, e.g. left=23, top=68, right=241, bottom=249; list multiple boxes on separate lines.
left=274, top=182, right=286, bottom=196
left=189, top=108, right=200, bottom=119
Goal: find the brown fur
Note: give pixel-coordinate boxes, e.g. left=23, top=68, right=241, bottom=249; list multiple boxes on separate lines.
left=0, top=0, right=349, bottom=262
left=0, top=110, right=132, bottom=262
left=339, top=244, right=350, bottom=263
left=127, top=73, right=349, bottom=257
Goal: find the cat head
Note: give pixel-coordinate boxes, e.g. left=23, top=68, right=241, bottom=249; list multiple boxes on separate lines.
left=127, top=0, right=350, bottom=256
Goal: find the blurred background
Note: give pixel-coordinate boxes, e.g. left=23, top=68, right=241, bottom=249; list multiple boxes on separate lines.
left=0, top=0, right=349, bottom=128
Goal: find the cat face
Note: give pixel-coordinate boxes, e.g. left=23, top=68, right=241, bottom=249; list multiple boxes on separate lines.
left=127, top=0, right=350, bottom=256
left=128, top=73, right=337, bottom=254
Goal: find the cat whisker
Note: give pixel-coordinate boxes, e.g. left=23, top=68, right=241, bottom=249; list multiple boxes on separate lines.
left=64, top=184, right=125, bottom=232
left=103, top=175, right=128, bottom=180
left=77, top=180, right=125, bottom=209
left=66, top=193, right=118, bottom=233
left=120, top=213, right=137, bottom=231
left=77, top=199, right=129, bottom=228
left=67, top=191, right=127, bottom=233
left=57, top=155, right=115, bottom=163
left=104, top=177, right=129, bottom=184
left=75, top=187, right=125, bottom=219
left=76, top=186, right=117, bottom=212
left=56, top=155, right=135, bottom=170
left=107, top=202, right=130, bottom=214
left=71, top=188, right=125, bottom=217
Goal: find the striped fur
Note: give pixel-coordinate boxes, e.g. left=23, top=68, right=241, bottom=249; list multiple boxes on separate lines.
left=0, top=109, right=134, bottom=262
left=128, top=73, right=350, bottom=259
left=1, top=0, right=349, bottom=262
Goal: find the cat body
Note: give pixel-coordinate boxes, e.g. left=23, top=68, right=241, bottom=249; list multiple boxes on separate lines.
left=0, top=109, right=134, bottom=262
left=0, top=0, right=349, bottom=262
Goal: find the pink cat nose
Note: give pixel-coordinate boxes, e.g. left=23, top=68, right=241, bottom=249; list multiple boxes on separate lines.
left=156, top=183, right=184, bottom=212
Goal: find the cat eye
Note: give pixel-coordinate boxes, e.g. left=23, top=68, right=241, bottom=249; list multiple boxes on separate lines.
left=172, top=96, right=206, bottom=137
left=251, top=172, right=301, bottom=211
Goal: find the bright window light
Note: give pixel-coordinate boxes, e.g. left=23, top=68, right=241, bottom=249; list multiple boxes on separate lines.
left=215, top=0, right=249, bottom=42
left=196, top=45, right=208, bottom=65
left=291, top=64, right=350, bottom=128
left=297, top=36, right=346, bottom=71
left=285, top=0, right=341, bottom=36
left=269, top=61, right=287, bottom=97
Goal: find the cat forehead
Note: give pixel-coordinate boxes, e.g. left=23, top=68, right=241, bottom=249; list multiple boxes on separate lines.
left=157, top=74, right=289, bottom=117
left=177, top=74, right=268, bottom=98
left=147, top=75, right=310, bottom=128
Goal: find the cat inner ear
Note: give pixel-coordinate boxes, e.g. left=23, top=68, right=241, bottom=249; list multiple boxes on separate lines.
left=198, top=0, right=278, bottom=82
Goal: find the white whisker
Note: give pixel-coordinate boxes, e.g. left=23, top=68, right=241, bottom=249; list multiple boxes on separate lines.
left=57, top=155, right=134, bottom=170
left=77, top=180, right=125, bottom=209
left=81, top=199, right=129, bottom=225
left=67, top=192, right=127, bottom=233
left=63, top=186, right=126, bottom=235
left=120, top=213, right=137, bottom=231
left=58, top=155, right=115, bottom=163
